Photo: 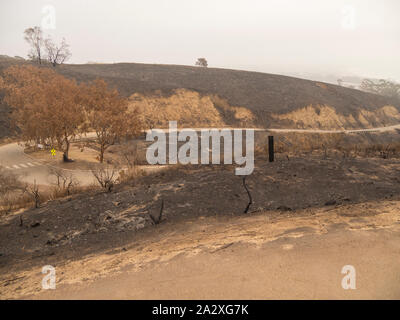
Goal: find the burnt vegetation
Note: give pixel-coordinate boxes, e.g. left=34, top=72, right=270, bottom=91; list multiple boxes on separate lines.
left=1, top=55, right=400, bottom=140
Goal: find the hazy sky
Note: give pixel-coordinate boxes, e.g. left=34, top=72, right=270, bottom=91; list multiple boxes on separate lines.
left=1, top=0, right=399, bottom=81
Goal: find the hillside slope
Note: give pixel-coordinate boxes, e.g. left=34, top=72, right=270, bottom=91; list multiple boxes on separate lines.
left=1, top=56, right=399, bottom=137
left=58, top=62, right=396, bottom=113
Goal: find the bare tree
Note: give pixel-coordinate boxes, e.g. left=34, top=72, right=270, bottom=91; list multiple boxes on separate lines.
left=24, top=27, right=44, bottom=64
left=360, top=79, right=400, bottom=102
left=91, top=166, right=118, bottom=192
left=195, top=58, right=208, bottom=67
left=242, top=177, right=252, bottom=214
left=149, top=199, right=164, bottom=225
left=27, top=180, right=40, bottom=208
left=117, top=145, right=141, bottom=183
left=45, top=37, right=71, bottom=67
left=121, top=144, right=138, bottom=169
left=49, top=167, right=78, bottom=196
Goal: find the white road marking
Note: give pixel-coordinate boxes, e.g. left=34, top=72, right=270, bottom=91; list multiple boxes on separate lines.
left=7, top=163, right=38, bottom=170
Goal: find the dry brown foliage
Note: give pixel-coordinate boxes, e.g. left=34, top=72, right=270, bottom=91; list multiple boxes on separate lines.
left=0, top=66, right=143, bottom=164
left=82, top=79, right=142, bottom=163
left=0, top=166, right=26, bottom=214
left=0, top=65, right=87, bottom=161
left=269, top=133, right=400, bottom=160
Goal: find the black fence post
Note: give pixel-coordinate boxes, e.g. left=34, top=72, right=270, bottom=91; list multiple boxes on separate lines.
left=268, top=136, right=274, bottom=162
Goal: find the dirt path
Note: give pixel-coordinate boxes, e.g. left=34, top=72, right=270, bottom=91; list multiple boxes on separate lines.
left=3, top=199, right=399, bottom=300
left=34, top=227, right=400, bottom=300
left=2, top=123, right=400, bottom=186
left=146, top=123, right=400, bottom=134
left=0, top=142, right=165, bottom=186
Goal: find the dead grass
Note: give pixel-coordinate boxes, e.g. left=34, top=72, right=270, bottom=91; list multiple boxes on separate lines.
left=272, top=105, right=400, bottom=130
left=130, top=89, right=227, bottom=129
left=48, top=167, right=80, bottom=198
left=1, top=140, right=149, bottom=215
left=0, top=167, right=26, bottom=214
left=0, top=165, right=101, bottom=215
left=0, top=182, right=106, bottom=216
left=265, top=132, right=400, bottom=160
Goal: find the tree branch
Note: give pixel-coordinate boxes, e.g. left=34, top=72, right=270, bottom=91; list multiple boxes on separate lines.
left=149, top=199, right=164, bottom=225
left=242, top=177, right=252, bottom=214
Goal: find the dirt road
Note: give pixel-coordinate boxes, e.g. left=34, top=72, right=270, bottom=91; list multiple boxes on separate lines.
left=35, top=229, right=400, bottom=300
left=147, top=123, right=400, bottom=134
left=0, top=142, right=163, bottom=186
left=2, top=123, right=400, bottom=186
left=0, top=142, right=98, bottom=186
left=12, top=199, right=400, bottom=300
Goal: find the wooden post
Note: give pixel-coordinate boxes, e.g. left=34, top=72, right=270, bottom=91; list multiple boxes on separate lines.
left=268, top=136, right=274, bottom=162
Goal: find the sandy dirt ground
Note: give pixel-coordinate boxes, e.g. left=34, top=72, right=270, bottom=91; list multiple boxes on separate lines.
left=25, top=144, right=100, bottom=170
left=0, top=198, right=399, bottom=299
left=1, top=155, right=400, bottom=300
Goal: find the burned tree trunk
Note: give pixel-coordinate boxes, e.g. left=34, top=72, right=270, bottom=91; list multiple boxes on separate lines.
left=149, top=199, right=164, bottom=225
left=242, top=177, right=252, bottom=214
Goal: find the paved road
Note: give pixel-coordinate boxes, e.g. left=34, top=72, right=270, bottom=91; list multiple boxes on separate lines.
left=0, top=142, right=98, bottom=186
left=1, top=123, right=400, bottom=186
